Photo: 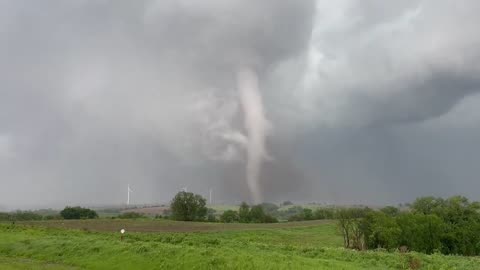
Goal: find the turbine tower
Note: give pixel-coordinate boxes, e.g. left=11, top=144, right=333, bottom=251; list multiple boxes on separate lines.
left=127, top=184, right=133, bottom=206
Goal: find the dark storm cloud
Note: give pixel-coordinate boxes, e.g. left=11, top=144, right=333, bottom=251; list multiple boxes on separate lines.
left=0, top=0, right=316, bottom=208
left=1, top=0, right=480, bottom=209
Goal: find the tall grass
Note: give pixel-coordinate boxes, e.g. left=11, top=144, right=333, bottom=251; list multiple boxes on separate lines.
left=0, top=222, right=478, bottom=269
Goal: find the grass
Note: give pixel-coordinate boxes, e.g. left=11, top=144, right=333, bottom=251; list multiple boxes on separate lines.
left=0, top=256, right=77, bottom=269
left=0, top=220, right=479, bottom=269
left=14, top=219, right=333, bottom=233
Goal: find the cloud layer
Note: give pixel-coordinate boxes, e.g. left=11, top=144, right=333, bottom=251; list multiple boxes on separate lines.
left=1, top=0, right=480, bottom=208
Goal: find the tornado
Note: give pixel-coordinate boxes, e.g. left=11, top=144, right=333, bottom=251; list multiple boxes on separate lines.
left=237, top=67, right=271, bottom=204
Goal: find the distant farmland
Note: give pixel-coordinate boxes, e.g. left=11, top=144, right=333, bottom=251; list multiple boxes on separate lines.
left=15, top=219, right=333, bottom=233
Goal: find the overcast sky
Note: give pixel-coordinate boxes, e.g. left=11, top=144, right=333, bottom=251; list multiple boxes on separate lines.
left=1, top=0, right=480, bottom=209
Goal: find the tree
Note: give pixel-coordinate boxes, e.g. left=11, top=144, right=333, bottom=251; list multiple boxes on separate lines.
left=60, top=207, right=98, bottom=220
left=380, top=206, right=400, bottom=217
left=343, top=196, right=480, bottom=256
left=220, top=210, right=239, bottom=223
left=396, top=213, right=444, bottom=254
left=303, top=208, right=313, bottom=220
left=369, top=212, right=401, bottom=250
left=170, top=191, right=207, bottom=221
left=207, top=214, right=217, bottom=222
left=282, top=206, right=304, bottom=221
left=260, top=203, right=279, bottom=216
left=249, top=205, right=266, bottom=223
left=207, top=208, right=217, bottom=222
left=248, top=205, right=277, bottom=223
left=411, top=197, right=444, bottom=215
left=314, top=208, right=335, bottom=220
left=337, top=209, right=354, bottom=248
left=337, top=208, right=373, bottom=249
left=281, top=201, right=293, bottom=206
left=239, top=202, right=251, bottom=223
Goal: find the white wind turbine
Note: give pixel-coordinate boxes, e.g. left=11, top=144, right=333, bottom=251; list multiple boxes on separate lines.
left=127, top=184, right=133, bottom=206
left=209, top=188, right=213, bottom=205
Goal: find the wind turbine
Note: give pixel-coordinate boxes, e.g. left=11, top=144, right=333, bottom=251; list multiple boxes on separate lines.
left=209, top=188, right=213, bottom=205
left=127, top=184, right=133, bottom=206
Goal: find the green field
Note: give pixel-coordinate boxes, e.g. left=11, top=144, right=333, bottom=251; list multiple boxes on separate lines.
left=0, top=220, right=478, bottom=269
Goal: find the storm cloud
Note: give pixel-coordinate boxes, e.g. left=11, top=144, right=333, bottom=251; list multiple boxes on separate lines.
left=1, top=0, right=480, bottom=209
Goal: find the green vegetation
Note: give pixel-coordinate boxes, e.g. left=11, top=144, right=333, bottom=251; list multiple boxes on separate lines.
left=1, top=220, right=478, bottom=269
left=338, top=196, right=480, bottom=256
left=60, top=207, right=98, bottom=220
left=0, top=256, right=76, bottom=270
left=0, top=211, right=44, bottom=222
left=220, top=210, right=239, bottom=223
left=209, top=203, right=334, bottom=222
left=117, top=212, right=145, bottom=219
left=288, top=207, right=336, bottom=221
left=219, top=202, right=278, bottom=223
left=170, top=192, right=208, bottom=221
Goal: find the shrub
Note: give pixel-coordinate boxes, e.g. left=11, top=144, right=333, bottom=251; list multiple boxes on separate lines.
left=60, top=206, right=98, bottom=220
left=118, top=212, right=145, bottom=219
left=220, top=210, right=239, bottom=223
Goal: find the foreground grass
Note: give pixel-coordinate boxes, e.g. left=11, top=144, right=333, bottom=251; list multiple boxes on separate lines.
left=0, top=256, right=77, bottom=270
left=0, top=221, right=478, bottom=269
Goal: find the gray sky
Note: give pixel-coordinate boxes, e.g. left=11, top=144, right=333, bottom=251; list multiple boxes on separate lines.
left=1, top=0, right=480, bottom=209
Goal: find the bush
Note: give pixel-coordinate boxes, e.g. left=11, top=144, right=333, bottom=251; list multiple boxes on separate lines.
left=118, top=212, right=145, bottom=219
left=281, top=206, right=305, bottom=221
left=220, top=210, right=239, bottom=223
left=314, top=208, right=336, bottom=220
left=44, top=215, right=62, bottom=220
left=60, top=207, right=98, bottom=220
left=288, top=208, right=317, bottom=221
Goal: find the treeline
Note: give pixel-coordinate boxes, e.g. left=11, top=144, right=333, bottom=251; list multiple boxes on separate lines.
left=219, top=202, right=335, bottom=222
left=169, top=192, right=279, bottom=223
left=0, top=206, right=99, bottom=221
left=286, top=207, right=335, bottom=221
left=220, top=202, right=278, bottom=223
left=0, top=211, right=47, bottom=221
left=338, top=196, right=480, bottom=256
